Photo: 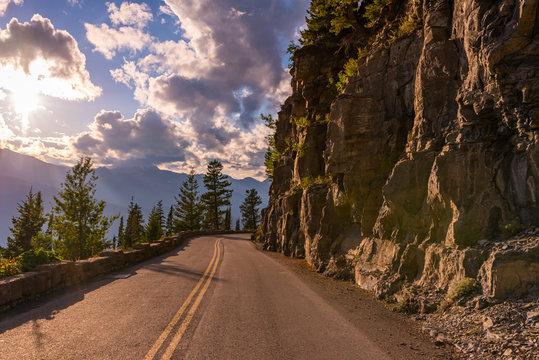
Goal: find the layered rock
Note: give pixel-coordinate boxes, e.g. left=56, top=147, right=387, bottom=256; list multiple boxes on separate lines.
left=260, top=0, right=539, bottom=300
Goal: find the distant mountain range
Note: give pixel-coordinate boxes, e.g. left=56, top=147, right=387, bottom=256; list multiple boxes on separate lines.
left=0, top=149, right=270, bottom=246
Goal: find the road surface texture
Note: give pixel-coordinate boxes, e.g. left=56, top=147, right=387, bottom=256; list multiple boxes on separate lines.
left=0, top=234, right=451, bottom=359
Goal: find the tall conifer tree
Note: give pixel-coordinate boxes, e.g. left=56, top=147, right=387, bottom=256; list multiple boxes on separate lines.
left=6, top=188, right=46, bottom=256
left=51, top=157, right=116, bottom=260
left=146, top=203, right=164, bottom=243
left=240, top=189, right=262, bottom=230
left=201, top=160, right=232, bottom=230
left=165, top=205, right=174, bottom=236
left=124, top=198, right=144, bottom=248
left=174, top=169, right=202, bottom=231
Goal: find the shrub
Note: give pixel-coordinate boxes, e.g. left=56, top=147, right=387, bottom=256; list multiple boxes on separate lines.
left=293, top=139, right=309, bottom=158
left=447, top=277, right=479, bottom=302
left=398, top=14, right=418, bottom=34
left=0, top=258, right=22, bottom=278
left=17, top=248, right=62, bottom=272
left=293, top=116, right=311, bottom=128
left=363, top=0, right=391, bottom=28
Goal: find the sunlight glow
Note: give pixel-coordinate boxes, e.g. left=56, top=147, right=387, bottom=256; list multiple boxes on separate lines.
left=11, top=84, right=41, bottom=131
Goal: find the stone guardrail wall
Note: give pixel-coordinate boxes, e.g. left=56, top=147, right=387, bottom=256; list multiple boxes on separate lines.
left=0, top=230, right=250, bottom=312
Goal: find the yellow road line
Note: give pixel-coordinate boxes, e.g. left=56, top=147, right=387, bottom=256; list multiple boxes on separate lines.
left=144, top=239, right=220, bottom=360
left=160, top=239, right=222, bottom=360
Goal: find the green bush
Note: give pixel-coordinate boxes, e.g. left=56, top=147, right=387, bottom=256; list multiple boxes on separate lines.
left=363, top=0, right=391, bottom=28
left=0, top=258, right=22, bottom=278
left=17, top=248, right=62, bottom=272
left=447, top=277, right=478, bottom=302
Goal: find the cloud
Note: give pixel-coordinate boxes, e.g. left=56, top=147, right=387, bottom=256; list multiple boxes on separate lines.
left=85, top=23, right=151, bottom=59
left=158, top=4, right=175, bottom=18
left=0, top=0, right=23, bottom=17
left=67, top=0, right=81, bottom=6
left=71, top=108, right=190, bottom=166
left=110, top=0, right=307, bottom=152
left=0, top=14, right=101, bottom=100
left=107, top=2, right=153, bottom=29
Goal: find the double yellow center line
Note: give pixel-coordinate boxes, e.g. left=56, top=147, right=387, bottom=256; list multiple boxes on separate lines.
left=144, top=238, right=222, bottom=360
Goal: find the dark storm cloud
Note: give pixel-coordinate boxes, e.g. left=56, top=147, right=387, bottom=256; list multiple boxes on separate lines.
left=72, top=108, right=190, bottom=166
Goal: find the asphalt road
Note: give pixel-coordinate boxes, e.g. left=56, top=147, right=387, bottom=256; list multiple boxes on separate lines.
left=0, top=234, right=447, bottom=359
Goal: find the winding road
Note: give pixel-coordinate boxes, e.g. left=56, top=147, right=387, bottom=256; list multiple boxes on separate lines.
left=0, top=234, right=450, bottom=359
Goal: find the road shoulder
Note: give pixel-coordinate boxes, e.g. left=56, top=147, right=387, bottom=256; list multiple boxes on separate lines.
left=254, top=242, right=454, bottom=360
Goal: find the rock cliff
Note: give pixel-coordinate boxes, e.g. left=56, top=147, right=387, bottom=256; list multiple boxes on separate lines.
left=260, top=0, right=539, bottom=303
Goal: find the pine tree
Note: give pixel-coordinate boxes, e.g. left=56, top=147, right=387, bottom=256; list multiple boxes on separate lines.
left=174, top=169, right=202, bottom=231
left=155, top=200, right=165, bottom=230
left=224, top=207, right=231, bottom=230
left=112, top=235, right=117, bottom=249
left=165, top=205, right=174, bottom=236
left=6, top=188, right=46, bottom=256
left=235, top=219, right=241, bottom=231
left=51, top=157, right=116, bottom=260
left=201, top=160, right=233, bottom=230
left=146, top=203, right=163, bottom=243
left=124, top=198, right=144, bottom=248
left=117, top=216, right=124, bottom=249
left=240, top=189, right=262, bottom=230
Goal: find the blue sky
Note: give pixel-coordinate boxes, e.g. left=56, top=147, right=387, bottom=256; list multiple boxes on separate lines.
left=0, top=0, right=309, bottom=179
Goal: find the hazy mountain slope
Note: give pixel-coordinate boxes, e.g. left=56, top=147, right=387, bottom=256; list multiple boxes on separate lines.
left=0, top=149, right=269, bottom=246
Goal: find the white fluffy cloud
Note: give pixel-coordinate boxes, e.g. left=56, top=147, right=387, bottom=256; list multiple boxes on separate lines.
left=107, top=2, right=153, bottom=29
left=0, top=0, right=23, bottom=16
left=0, top=14, right=101, bottom=100
left=85, top=23, right=151, bottom=59
left=85, top=2, right=154, bottom=59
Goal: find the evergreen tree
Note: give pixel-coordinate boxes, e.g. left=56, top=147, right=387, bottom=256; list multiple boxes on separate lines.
left=174, top=169, right=202, bottom=231
left=117, top=216, right=125, bottom=249
left=235, top=219, right=241, bottom=231
left=146, top=203, right=163, bottom=243
left=51, top=157, right=116, bottom=260
left=124, top=198, right=144, bottom=248
left=165, top=205, right=174, bottom=236
left=155, top=200, right=165, bottom=230
left=201, top=160, right=232, bottom=230
left=224, top=207, right=231, bottom=230
left=6, top=188, right=46, bottom=256
left=112, top=235, right=117, bottom=249
left=240, top=189, right=262, bottom=230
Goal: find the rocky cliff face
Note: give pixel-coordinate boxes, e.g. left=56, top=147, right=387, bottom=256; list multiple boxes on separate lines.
left=260, top=0, right=539, bottom=302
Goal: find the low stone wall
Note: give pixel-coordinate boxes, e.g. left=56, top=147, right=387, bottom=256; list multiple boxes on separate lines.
left=0, top=230, right=248, bottom=312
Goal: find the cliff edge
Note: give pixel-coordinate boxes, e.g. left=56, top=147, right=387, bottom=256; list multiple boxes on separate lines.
left=259, top=0, right=539, bottom=306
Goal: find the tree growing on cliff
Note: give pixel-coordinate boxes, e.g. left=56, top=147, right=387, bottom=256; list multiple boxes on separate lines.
left=6, top=188, right=46, bottom=257
left=240, top=189, right=262, bottom=231
left=262, top=114, right=279, bottom=179
left=201, top=160, right=232, bottom=230
left=51, top=157, right=116, bottom=260
left=174, top=169, right=203, bottom=231
left=124, top=198, right=144, bottom=248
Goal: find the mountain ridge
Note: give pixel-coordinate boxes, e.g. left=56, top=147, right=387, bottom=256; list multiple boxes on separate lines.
left=0, top=148, right=269, bottom=246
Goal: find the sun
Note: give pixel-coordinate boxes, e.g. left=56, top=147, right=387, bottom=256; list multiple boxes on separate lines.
left=10, top=83, right=41, bottom=131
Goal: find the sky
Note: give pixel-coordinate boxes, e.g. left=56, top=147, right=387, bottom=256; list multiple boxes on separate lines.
left=0, top=0, right=309, bottom=179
